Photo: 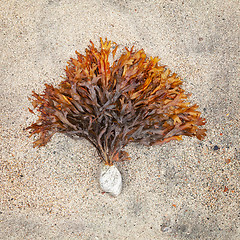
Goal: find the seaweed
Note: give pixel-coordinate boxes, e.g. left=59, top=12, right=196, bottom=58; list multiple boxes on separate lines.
left=27, top=38, right=206, bottom=165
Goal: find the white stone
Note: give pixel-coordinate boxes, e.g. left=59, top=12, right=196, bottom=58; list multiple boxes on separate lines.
left=100, top=164, right=122, bottom=197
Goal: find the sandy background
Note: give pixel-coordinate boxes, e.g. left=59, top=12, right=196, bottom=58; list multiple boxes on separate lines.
left=1, top=0, right=239, bottom=239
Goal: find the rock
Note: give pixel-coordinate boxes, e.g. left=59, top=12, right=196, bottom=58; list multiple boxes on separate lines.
left=100, top=164, right=122, bottom=197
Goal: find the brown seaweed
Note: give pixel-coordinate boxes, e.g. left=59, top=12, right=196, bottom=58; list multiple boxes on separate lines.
left=27, top=38, right=206, bottom=165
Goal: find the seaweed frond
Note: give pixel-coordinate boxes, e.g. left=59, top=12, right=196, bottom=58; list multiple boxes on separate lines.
left=27, top=38, right=206, bottom=165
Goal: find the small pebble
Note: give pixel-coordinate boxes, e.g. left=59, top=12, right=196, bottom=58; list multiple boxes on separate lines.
left=100, top=164, right=122, bottom=197
left=213, top=145, right=220, bottom=150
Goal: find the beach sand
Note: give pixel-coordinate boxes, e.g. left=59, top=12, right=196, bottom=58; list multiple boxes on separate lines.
left=1, top=0, right=239, bottom=239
